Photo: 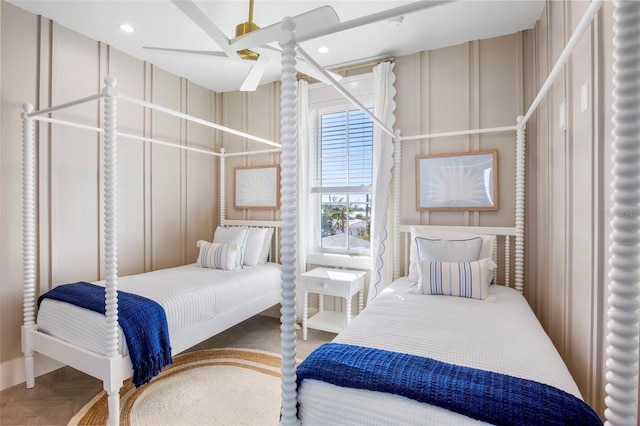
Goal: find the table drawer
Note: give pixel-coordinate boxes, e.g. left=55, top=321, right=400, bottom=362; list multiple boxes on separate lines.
left=305, top=278, right=348, bottom=297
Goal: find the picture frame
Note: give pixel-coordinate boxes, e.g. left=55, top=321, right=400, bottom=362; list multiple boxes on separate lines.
left=416, top=150, right=498, bottom=211
left=234, top=165, right=280, bottom=209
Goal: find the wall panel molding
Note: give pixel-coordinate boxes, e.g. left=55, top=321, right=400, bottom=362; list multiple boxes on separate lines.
left=527, top=0, right=612, bottom=416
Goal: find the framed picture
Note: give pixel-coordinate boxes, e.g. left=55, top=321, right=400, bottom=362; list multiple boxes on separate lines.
left=416, top=150, right=498, bottom=211
left=234, top=165, right=280, bottom=209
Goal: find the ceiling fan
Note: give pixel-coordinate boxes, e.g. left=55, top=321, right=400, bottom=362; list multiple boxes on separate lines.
left=147, top=0, right=453, bottom=92
left=144, top=0, right=343, bottom=92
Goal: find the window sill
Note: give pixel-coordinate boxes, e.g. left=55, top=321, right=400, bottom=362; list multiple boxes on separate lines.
left=306, top=252, right=370, bottom=270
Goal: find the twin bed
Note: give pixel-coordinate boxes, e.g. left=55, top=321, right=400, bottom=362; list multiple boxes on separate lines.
left=36, top=258, right=282, bottom=361
left=20, top=0, right=637, bottom=424
left=20, top=86, right=285, bottom=424
left=295, top=228, right=600, bottom=425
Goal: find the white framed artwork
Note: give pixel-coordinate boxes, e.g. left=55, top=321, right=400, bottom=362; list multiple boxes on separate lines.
left=234, top=165, right=280, bottom=209
left=416, top=150, right=498, bottom=211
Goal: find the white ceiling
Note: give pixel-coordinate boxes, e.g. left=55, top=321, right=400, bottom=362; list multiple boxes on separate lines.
left=8, top=0, right=544, bottom=93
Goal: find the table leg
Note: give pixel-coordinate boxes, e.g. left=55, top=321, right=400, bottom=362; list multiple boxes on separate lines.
left=303, top=291, right=308, bottom=341
left=319, top=294, right=324, bottom=313
left=346, top=296, right=352, bottom=325
left=358, top=290, right=364, bottom=313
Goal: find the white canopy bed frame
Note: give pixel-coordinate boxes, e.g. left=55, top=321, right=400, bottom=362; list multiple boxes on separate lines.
left=20, top=0, right=638, bottom=424
left=271, top=0, right=636, bottom=425
left=21, top=81, right=284, bottom=426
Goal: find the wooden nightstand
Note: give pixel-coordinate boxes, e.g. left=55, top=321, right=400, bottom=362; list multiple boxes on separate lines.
left=300, top=267, right=366, bottom=340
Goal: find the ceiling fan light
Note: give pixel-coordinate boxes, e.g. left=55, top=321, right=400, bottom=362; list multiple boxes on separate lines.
left=235, top=21, right=260, bottom=37
left=236, top=21, right=260, bottom=61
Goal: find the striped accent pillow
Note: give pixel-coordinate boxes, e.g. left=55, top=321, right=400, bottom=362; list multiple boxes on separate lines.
left=413, top=258, right=496, bottom=300
left=196, top=240, right=240, bottom=271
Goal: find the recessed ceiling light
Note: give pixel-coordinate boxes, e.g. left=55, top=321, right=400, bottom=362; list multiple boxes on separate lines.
left=118, top=23, right=134, bottom=33
left=318, top=46, right=329, bottom=54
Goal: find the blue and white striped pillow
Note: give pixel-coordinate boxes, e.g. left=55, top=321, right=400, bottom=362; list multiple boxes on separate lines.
left=196, top=240, right=240, bottom=271
left=413, top=258, right=496, bottom=300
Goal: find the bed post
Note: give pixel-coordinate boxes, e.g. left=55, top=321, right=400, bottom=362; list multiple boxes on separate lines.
left=220, top=148, right=226, bottom=223
left=102, top=75, right=122, bottom=426
left=278, top=16, right=299, bottom=426
left=514, top=116, right=525, bottom=293
left=504, top=236, right=510, bottom=287
left=604, top=1, right=640, bottom=424
left=393, top=131, right=402, bottom=281
left=21, top=103, right=36, bottom=389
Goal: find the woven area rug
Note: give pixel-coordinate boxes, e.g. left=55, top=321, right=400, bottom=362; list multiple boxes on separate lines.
left=68, top=348, right=284, bottom=426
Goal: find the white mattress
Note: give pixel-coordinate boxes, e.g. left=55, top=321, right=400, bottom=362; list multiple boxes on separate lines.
left=37, top=263, right=281, bottom=356
left=297, top=278, right=583, bottom=425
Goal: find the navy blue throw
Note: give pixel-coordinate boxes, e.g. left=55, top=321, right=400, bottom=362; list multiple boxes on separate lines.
left=297, top=343, right=602, bottom=425
left=38, top=282, right=173, bottom=387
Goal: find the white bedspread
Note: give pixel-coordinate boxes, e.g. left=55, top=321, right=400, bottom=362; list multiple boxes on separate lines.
left=297, top=278, right=583, bottom=425
left=37, top=263, right=281, bottom=356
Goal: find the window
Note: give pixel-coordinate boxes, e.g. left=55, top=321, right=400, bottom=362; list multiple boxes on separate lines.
left=312, top=107, right=373, bottom=254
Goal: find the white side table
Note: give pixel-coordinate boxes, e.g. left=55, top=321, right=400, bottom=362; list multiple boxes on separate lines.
left=300, top=267, right=366, bottom=340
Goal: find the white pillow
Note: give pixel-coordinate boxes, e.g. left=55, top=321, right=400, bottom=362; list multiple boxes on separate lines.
left=411, top=258, right=496, bottom=300
left=258, top=228, right=274, bottom=264
left=415, top=237, right=483, bottom=262
left=196, top=240, right=240, bottom=271
left=213, top=226, right=249, bottom=268
left=407, top=226, right=496, bottom=284
left=243, top=228, right=271, bottom=266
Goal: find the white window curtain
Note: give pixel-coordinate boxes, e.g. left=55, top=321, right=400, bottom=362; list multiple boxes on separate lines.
left=296, top=79, right=311, bottom=319
left=368, top=61, right=397, bottom=303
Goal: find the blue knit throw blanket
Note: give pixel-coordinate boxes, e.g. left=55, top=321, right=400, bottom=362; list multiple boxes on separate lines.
left=38, top=282, right=173, bottom=388
left=297, top=343, right=602, bottom=425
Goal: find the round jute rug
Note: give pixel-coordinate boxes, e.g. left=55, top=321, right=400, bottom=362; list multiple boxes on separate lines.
left=68, top=348, right=284, bottom=426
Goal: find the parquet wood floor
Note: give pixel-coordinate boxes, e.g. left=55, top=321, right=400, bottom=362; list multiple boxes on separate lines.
left=0, top=315, right=334, bottom=425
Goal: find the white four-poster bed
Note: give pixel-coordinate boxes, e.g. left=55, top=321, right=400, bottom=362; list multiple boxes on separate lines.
left=276, top=0, right=636, bottom=425
left=20, top=0, right=638, bottom=425
left=21, top=81, right=286, bottom=424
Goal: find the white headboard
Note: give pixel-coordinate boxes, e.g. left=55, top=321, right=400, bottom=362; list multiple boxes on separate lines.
left=220, top=219, right=282, bottom=264
left=397, top=225, right=518, bottom=290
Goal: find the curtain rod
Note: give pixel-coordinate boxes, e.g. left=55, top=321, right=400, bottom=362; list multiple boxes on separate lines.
left=297, top=47, right=395, bottom=138
left=329, top=57, right=395, bottom=74
left=297, top=57, right=394, bottom=80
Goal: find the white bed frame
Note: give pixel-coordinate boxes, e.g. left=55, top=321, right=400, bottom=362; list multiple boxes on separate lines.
left=21, top=84, right=283, bottom=426
left=271, top=1, right=638, bottom=426
left=21, top=1, right=638, bottom=425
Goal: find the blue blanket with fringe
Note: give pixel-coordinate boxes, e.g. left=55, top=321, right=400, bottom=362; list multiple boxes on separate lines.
left=37, top=282, right=172, bottom=388
left=297, top=343, right=602, bottom=425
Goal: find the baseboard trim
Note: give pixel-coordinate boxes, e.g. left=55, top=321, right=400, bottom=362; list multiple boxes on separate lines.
left=1, top=354, right=64, bottom=391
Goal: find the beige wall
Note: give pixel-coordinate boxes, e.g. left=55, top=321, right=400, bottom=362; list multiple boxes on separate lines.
left=396, top=35, right=523, bottom=230
left=524, top=1, right=614, bottom=417
left=219, top=86, right=281, bottom=223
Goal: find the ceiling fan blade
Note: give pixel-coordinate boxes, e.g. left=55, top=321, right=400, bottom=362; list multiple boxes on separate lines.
left=170, top=0, right=238, bottom=59
left=143, top=46, right=229, bottom=58
left=239, top=55, right=269, bottom=91
left=230, top=6, right=340, bottom=52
